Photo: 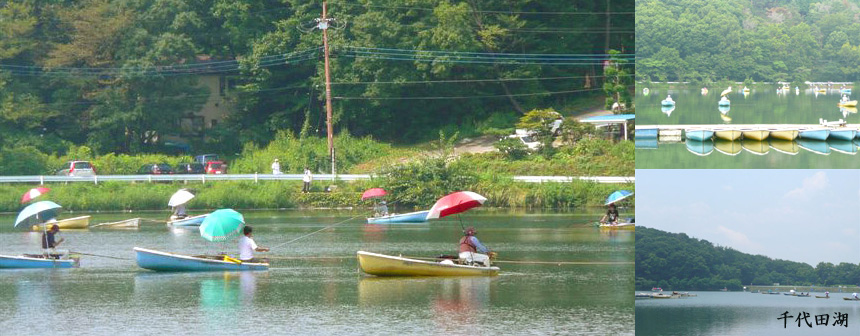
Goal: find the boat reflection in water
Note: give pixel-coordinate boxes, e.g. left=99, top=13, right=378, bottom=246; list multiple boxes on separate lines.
left=797, top=139, right=831, bottom=155
left=828, top=139, right=857, bottom=155
left=714, top=139, right=742, bottom=156
left=685, top=140, right=714, bottom=156
left=769, top=139, right=799, bottom=155
left=661, top=105, right=675, bottom=116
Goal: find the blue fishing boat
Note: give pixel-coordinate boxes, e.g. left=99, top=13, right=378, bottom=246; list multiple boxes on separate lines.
left=167, top=213, right=208, bottom=227
left=797, top=139, right=831, bottom=155
left=829, top=129, right=856, bottom=140
left=685, top=139, right=714, bottom=156
left=661, top=98, right=675, bottom=106
left=134, top=247, right=268, bottom=272
left=685, top=129, right=714, bottom=141
left=841, top=89, right=851, bottom=95
left=367, top=210, right=430, bottom=224
left=828, top=140, right=857, bottom=155
left=799, top=128, right=830, bottom=141
left=0, top=254, right=79, bottom=269
left=635, top=128, right=658, bottom=139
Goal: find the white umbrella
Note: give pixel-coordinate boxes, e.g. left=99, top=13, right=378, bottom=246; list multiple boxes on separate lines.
left=168, top=189, right=195, bottom=207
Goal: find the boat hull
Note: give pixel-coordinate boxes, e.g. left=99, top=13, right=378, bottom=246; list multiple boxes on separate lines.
left=32, top=215, right=90, bottom=231
left=742, top=130, right=770, bottom=141
left=715, top=130, right=742, bottom=141
left=838, top=100, right=857, bottom=107
left=357, top=251, right=499, bottom=277
left=769, top=130, right=798, bottom=141
left=843, top=297, right=860, bottom=301
left=93, top=218, right=141, bottom=228
left=799, top=129, right=830, bottom=141
left=0, top=254, right=79, bottom=268
left=829, top=129, right=856, bottom=140
left=635, top=128, right=658, bottom=139
left=167, top=214, right=208, bottom=227
left=367, top=210, right=430, bottom=224
left=134, top=247, right=268, bottom=272
left=685, top=130, right=714, bottom=141
left=599, top=222, right=635, bottom=230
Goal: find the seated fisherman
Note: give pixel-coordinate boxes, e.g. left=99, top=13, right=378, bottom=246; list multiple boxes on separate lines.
left=459, top=227, right=492, bottom=267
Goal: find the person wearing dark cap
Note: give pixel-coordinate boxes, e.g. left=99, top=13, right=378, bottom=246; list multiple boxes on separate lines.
left=41, top=221, right=65, bottom=258
left=459, top=226, right=492, bottom=266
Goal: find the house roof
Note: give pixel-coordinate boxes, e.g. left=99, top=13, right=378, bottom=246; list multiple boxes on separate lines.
left=579, top=114, right=635, bottom=124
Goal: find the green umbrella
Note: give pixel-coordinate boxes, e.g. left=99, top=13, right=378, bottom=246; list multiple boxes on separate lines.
left=199, top=209, right=245, bottom=242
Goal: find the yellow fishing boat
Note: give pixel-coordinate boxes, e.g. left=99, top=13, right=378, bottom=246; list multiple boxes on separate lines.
left=714, top=129, right=742, bottom=141
left=838, top=100, right=857, bottom=107
left=357, top=251, right=499, bottom=277
left=599, top=222, right=635, bottom=230
left=32, top=215, right=90, bottom=231
left=769, top=130, right=799, bottom=141
left=742, top=140, right=770, bottom=155
left=715, top=139, right=742, bottom=156
left=769, top=139, right=799, bottom=155
left=742, top=130, right=770, bottom=141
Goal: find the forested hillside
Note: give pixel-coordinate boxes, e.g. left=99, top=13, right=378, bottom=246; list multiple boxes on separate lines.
left=636, top=0, right=860, bottom=82
left=0, top=0, right=633, bottom=157
left=636, top=227, right=860, bottom=291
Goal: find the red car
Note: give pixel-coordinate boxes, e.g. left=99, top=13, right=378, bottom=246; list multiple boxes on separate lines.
left=204, top=161, right=227, bottom=174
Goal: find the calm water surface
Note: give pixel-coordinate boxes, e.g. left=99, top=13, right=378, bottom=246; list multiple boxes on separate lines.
left=636, top=291, right=860, bottom=336
left=636, top=85, right=859, bottom=168
left=0, top=209, right=634, bottom=335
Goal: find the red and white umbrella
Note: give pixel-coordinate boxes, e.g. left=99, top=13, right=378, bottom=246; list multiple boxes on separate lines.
left=361, top=188, right=387, bottom=200
left=21, top=187, right=50, bottom=204
left=426, top=191, right=487, bottom=219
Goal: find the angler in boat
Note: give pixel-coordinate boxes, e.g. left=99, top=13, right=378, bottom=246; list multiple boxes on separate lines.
left=239, top=226, right=270, bottom=263
left=41, top=222, right=67, bottom=258
left=459, top=226, right=493, bottom=267
left=601, top=203, right=620, bottom=225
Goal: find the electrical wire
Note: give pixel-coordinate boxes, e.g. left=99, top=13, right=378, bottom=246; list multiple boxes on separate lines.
left=333, top=88, right=603, bottom=100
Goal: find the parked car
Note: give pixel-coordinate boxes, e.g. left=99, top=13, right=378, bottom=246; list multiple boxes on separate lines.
left=138, top=163, right=174, bottom=175
left=194, top=154, right=219, bottom=164
left=204, top=161, right=227, bottom=174
left=174, top=163, right=205, bottom=174
left=57, top=161, right=96, bottom=176
left=507, top=129, right=542, bottom=151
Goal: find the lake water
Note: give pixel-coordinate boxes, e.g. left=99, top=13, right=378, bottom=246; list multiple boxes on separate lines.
left=636, top=85, right=859, bottom=168
left=0, top=209, right=634, bottom=335
left=636, top=291, right=860, bottom=336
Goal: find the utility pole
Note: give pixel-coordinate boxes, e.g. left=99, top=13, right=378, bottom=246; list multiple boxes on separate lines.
left=318, top=1, right=335, bottom=178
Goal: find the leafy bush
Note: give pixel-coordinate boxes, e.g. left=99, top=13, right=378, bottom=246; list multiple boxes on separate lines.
left=493, top=137, right=529, bottom=160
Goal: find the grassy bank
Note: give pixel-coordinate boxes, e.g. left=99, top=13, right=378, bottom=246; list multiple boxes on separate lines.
left=0, top=178, right=629, bottom=213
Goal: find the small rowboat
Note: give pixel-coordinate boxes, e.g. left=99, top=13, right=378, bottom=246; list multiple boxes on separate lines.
left=599, top=222, right=635, bottom=230
left=134, top=247, right=268, bottom=272
left=685, top=129, right=714, bottom=141
left=769, top=130, right=799, bottom=141
left=367, top=210, right=430, bottom=224
left=742, top=130, right=770, bottom=141
left=91, top=218, right=142, bottom=228
left=799, top=128, right=830, bottom=141
left=842, top=297, right=860, bottom=301
left=167, top=213, right=208, bottom=227
left=32, top=215, right=90, bottom=231
left=815, top=295, right=829, bottom=298
left=0, top=254, right=80, bottom=268
left=357, top=251, right=499, bottom=277
left=715, top=130, right=742, bottom=141
left=838, top=100, right=857, bottom=107
left=829, top=129, right=857, bottom=141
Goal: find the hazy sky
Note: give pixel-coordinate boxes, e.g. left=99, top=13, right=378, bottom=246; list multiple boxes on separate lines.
left=636, top=169, right=860, bottom=265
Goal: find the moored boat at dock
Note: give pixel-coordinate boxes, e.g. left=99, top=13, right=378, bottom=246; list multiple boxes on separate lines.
left=357, top=251, right=499, bottom=277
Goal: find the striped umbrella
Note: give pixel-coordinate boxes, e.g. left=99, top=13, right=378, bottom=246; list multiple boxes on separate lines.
left=21, top=187, right=50, bottom=204
left=426, top=191, right=487, bottom=219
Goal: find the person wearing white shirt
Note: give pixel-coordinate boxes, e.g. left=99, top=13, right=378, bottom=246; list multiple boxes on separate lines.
left=238, top=226, right=269, bottom=262
left=271, top=159, right=281, bottom=174
left=302, top=167, right=312, bottom=193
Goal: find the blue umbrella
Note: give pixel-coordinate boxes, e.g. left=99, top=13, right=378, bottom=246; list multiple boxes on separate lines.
left=605, top=190, right=634, bottom=205
left=199, top=209, right=245, bottom=242
left=15, top=201, right=62, bottom=228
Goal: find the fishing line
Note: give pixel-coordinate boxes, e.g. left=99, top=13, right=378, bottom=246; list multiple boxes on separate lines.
left=269, top=215, right=362, bottom=249
left=70, top=251, right=131, bottom=260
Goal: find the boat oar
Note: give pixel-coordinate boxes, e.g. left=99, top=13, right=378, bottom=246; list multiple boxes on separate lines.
left=70, top=251, right=131, bottom=260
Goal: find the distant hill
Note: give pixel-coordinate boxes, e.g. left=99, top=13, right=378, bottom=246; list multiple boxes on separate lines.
left=636, top=0, right=860, bottom=82
left=635, top=226, right=860, bottom=291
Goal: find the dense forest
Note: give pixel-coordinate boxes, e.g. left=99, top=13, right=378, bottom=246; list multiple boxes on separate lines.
left=636, top=0, right=860, bottom=82
left=0, top=0, right=633, bottom=158
left=636, top=227, right=860, bottom=291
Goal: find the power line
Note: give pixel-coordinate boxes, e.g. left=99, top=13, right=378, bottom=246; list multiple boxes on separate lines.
left=333, top=88, right=603, bottom=100
left=334, top=2, right=633, bottom=15
left=330, top=74, right=632, bottom=85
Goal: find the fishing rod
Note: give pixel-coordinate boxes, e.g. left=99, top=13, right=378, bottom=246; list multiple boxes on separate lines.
left=70, top=251, right=131, bottom=260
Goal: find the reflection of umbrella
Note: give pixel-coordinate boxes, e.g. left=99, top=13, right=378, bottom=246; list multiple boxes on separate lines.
left=199, top=209, right=245, bottom=242
left=21, top=187, right=50, bottom=204
left=426, top=191, right=487, bottom=219
left=361, top=188, right=387, bottom=200
left=168, top=189, right=195, bottom=207
left=605, top=190, right=634, bottom=205
left=15, top=201, right=62, bottom=228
